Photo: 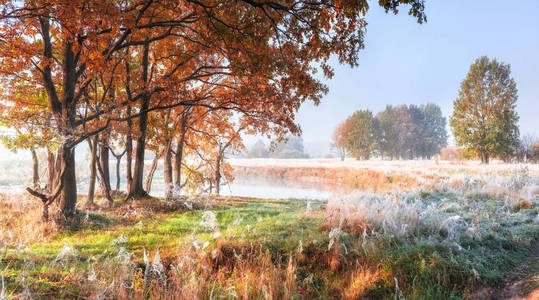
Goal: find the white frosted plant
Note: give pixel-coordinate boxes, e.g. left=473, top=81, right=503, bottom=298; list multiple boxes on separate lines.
left=326, top=189, right=494, bottom=247
left=330, top=191, right=422, bottom=239
left=54, top=244, right=76, bottom=264
left=394, top=277, right=404, bottom=300
left=113, top=235, right=131, bottom=265
left=152, top=250, right=165, bottom=279
left=83, top=211, right=89, bottom=223
left=88, top=264, right=97, bottom=281
left=143, top=249, right=150, bottom=284
left=114, top=246, right=131, bottom=265
left=109, top=234, right=136, bottom=289
left=232, top=216, right=243, bottom=227
left=112, top=234, right=127, bottom=246
left=200, top=211, right=218, bottom=232
left=508, top=165, right=531, bottom=191
left=0, top=274, right=6, bottom=300
left=328, top=227, right=341, bottom=250
left=438, top=215, right=468, bottom=240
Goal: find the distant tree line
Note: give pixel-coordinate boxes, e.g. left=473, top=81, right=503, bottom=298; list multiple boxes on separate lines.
left=333, top=103, right=448, bottom=160
left=249, top=136, right=309, bottom=159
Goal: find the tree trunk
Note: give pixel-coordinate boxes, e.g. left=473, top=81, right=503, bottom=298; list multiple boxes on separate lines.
left=115, top=155, right=121, bottom=192
left=172, top=140, right=183, bottom=190
left=128, top=42, right=150, bottom=199
left=87, top=136, right=98, bottom=204
left=214, top=153, right=222, bottom=195
left=145, top=151, right=160, bottom=194
left=173, top=116, right=187, bottom=190
left=480, top=151, right=490, bottom=164
left=30, top=148, right=39, bottom=190
left=130, top=113, right=149, bottom=198
left=58, top=143, right=77, bottom=218
left=96, top=149, right=113, bottom=204
left=99, top=143, right=112, bottom=195
left=46, top=149, right=55, bottom=193
left=126, top=107, right=133, bottom=193
left=163, top=141, right=173, bottom=199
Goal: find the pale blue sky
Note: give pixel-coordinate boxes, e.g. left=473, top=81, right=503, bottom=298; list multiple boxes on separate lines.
left=297, top=0, right=539, bottom=145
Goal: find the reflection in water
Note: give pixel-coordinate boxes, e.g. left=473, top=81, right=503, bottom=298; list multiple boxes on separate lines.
left=219, top=177, right=345, bottom=200
left=220, top=182, right=332, bottom=200
left=149, top=177, right=336, bottom=199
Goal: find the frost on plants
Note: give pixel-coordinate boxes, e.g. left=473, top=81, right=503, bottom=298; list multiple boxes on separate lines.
left=200, top=211, right=218, bottom=232
left=0, top=275, right=5, bottom=300
left=151, top=250, right=165, bottom=282
left=328, top=227, right=342, bottom=250
left=54, top=244, right=76, bottom=264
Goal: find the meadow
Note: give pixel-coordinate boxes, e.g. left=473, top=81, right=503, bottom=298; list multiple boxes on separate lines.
left=0, top=159, right=538, bottom=299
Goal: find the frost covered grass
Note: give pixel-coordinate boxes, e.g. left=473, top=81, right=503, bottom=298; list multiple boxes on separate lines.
left=324, top=166, right=538, bottom=298
left=0, top=162, right=537, bottom=299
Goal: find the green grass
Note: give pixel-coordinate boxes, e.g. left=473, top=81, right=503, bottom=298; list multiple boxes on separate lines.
left=0, top=197, right=327, bottom=297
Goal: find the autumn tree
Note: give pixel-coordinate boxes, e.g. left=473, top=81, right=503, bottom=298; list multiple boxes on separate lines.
left=196, top=113, right=248, bottom=195
left=0, top=2, right=128, bottom=218
left=0, top=74, right=59, bottom=216
left=0, top=83, right=53, bottom=189
left=342, top=110, right=377, bottom=160
left=99, top=0, right=426, bottom=198
left=450, top=56, right=519, bottom=164
left=332, top=121, right=350, bottom=161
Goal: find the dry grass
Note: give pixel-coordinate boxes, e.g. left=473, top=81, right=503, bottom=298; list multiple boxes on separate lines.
left=233, top=165, right=419, bottom=192
left=81, top=240, right=301, bottom=299
left=0, top=193, right=58, bottom=246
left=344, top=264, right=386, bottom=300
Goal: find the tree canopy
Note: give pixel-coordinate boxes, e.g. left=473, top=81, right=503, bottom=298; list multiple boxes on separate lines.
left=0, top=0, right=426, bottom=220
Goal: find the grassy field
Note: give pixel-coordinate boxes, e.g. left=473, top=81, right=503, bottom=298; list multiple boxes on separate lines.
left=0, top=161, right=538, bottom=299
